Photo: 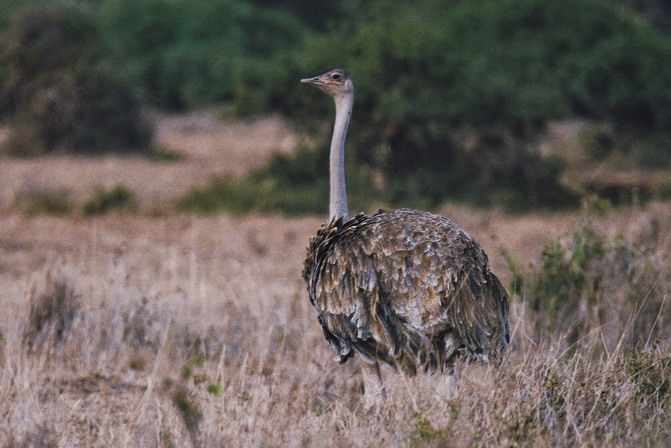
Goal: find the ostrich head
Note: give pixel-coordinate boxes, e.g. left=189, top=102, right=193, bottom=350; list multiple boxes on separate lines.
left=301, top=69, right=353, bottom=97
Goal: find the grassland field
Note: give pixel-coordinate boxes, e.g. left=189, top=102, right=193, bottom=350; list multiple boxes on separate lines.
left=0, top=115, right=669, bottom=447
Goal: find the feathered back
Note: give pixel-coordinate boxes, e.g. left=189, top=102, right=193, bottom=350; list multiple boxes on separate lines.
left=303, top=208, right=509, bottom=374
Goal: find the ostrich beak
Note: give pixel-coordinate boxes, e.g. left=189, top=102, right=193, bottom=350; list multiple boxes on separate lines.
left=300, top=76, right=322, bottom=86
left=301, top=75, right=335, bottom=94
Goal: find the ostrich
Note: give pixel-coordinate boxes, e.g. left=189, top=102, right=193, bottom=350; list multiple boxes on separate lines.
left=301, top=69, right=509, bottom=408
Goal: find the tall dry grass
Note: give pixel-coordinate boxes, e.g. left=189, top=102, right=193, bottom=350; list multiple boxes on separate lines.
left=0, top=203, right=669, bottom=447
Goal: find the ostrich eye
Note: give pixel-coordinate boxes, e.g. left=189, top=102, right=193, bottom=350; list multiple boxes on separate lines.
left=331, top=73, right=342, bottom=80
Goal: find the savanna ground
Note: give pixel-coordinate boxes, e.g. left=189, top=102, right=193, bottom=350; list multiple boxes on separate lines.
left=0, top=115, right=669, bottom=447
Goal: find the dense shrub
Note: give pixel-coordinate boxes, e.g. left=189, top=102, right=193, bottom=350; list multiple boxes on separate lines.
left=636, top=133, right=671, bottom=167
left=248, top=0, right=344, bottom=31
left=235, top=0, right=671, bottom=210
left=0, top=5, right=152, bottom=155
left=2, top=0, right=669, bottom=210
left=617, top=0, right=671, bottom=33
left=98, top=0, right=308, bottom=110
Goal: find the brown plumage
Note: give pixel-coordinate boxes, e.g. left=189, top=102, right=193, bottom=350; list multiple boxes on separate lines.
left=303, top=209, right=509, bottom=371
left=300, top=69, right=509, bottom=407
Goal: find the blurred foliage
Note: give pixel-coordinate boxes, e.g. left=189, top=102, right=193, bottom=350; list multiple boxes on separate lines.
left=178, top=145, right=374, bottom=215
left=98, top=0, right=308, bottom=110
left=247, top=0, right=344, bottom=31
left=0, top=4, right=152, bottom=155
left=1, top=0, right=671, bottom=211
left=83, top=185, right=138, bottom=215
left=635, top=133, right=671, bottom=167
left=616, top=0, right=671, bottom=33
left=232, top=0, right=671, bottom=211
left=20, top=189, right=73, bottom=216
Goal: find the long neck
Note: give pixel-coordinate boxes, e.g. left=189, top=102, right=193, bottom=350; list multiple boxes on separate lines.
left=329, top=92, right=353, bottom=220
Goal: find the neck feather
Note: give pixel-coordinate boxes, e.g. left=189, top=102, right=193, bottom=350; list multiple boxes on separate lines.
left=329, top=92, right=353, bottom=220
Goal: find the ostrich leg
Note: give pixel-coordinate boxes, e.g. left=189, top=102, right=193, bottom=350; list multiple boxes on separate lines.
left=360, top=360, right=386, bottom=409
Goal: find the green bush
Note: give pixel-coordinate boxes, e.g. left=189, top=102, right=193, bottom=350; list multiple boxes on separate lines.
left=178, top=177, right=264, bottom=215
left=83, top=185, right=137, bottom=215
left=98, top=0, right=308, bottom=110
left=178, top=146, right=374, bottom=215
left=247, top=0, right=344, bottom=31
left=635, top=133, right=671, bottom=168
left=178, top=148, right=331, bottom=215
left=235, top=0, right=671, bottom=210
left=0, top=5, right=152, bottom=155
left=20, top=189, right=73, bottom=216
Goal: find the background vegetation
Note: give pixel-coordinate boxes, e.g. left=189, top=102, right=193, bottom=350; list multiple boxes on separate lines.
left=232, top=0, right=671, bottom=211
left=0, top=3, right=152, bottom=155
left=1, top=0, right=670, bottom=211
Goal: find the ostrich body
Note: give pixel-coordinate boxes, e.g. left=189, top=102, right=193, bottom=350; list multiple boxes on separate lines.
left=301, top=69, right=510, bottom=408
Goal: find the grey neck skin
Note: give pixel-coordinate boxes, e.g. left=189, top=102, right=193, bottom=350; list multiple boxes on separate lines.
left=329, top=91, right=353, bottom=220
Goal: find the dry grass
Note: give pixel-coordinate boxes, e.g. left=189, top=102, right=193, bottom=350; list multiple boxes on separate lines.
left=0, top=116, right=669, bottom=447
left=0, top=206, right=668, bottom=447
left=0, top=114, right=299, bottom=212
